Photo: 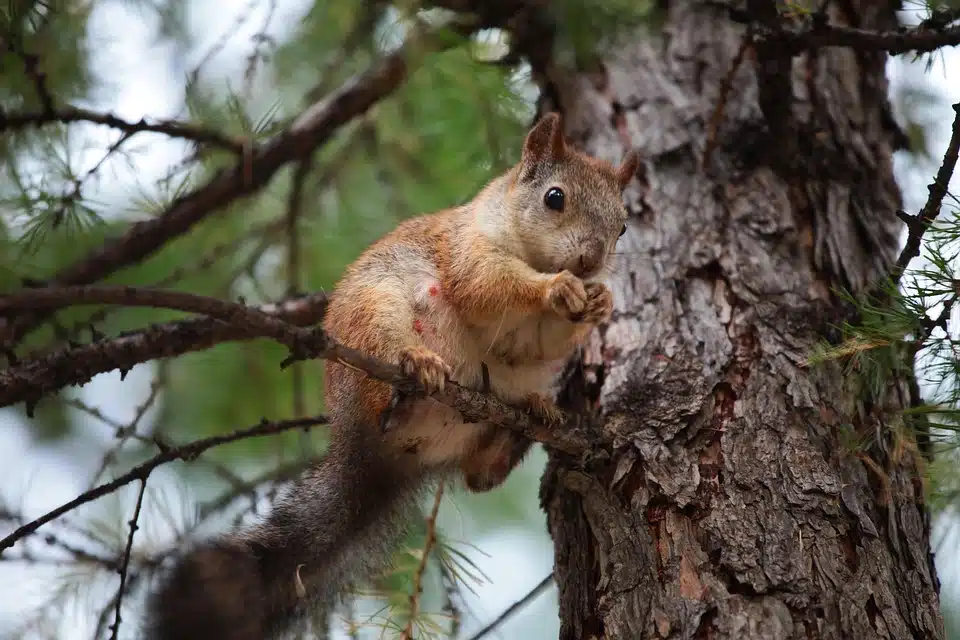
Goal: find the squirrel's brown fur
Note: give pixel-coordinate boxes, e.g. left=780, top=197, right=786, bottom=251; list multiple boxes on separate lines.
left=146, top=113, right=639, bottom=640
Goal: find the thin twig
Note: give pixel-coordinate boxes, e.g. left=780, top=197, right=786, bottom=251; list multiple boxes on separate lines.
left=87, top=371, right=166, bottom=488
left=187, top=0, right=261, bottom=88
left=0, top=416, right=328, bottom=553
left=400, top=483, right=445, bottom=639
left=439, top=562, right=464, bottom=637
left=108, top=478, right=149, bottom=640
left=891, top=103, right=960, bottom=286
left=0, top=106, right=244, bottom=152
left=465, top=573, right=554, bottom=640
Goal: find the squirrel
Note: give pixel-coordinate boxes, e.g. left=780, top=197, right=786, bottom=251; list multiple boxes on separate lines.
left=145, top=112, right=639, bottom=640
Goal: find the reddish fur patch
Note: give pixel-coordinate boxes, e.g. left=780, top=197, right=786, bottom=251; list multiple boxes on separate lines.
left=413, top=319, right=424, bottom=334
left=428, top=285, right=439, bottom=297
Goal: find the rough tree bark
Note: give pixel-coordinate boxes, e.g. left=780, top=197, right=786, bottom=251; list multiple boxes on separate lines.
left=537, top=2, right=945, bottom=638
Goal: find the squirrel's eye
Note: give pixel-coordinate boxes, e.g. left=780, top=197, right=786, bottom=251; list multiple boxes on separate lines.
left=544, top=187, right=564, bottom=212
left=619, top=224, right=627, bottom=237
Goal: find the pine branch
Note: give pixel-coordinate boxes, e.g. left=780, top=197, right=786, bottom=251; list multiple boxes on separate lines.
left=892, top=102, right=960, bottom=286
left=0, top=415, right=329, bottom=554
left=0, top=20, right=477, bottom=350
left=0, top=520, right=118, bottom=571
left=0, top=284, right=329, bottom=354
left=0, top=286, right=598, bottom=456
left=756, top=23, right=960, bottom=55
left=0, top=106, right=245, bottom=152
left=0, top=291, right=329, bottom=412
left=86, top=372, right=166, bottom=489
left=439, top=562, right=464, bottom=637
left=400, top=483, right=445, bottom=640
left=465, top=573, right=555, bottom=640
left=746, top=12, right=960, bottom=55
left=108, top=478, right=148, bottom=640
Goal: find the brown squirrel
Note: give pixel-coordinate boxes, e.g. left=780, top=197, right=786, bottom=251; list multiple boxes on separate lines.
left=146, top=113, right=638, bottom=640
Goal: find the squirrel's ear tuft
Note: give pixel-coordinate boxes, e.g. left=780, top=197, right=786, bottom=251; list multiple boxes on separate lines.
left=519, top=113, right=566, bottom=180
left=616, top=150, right=640, bottom=192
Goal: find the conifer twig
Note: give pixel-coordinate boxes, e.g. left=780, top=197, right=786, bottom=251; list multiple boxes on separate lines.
left=108, top=478, right=148, bottom=640
left=400, top=483, right=445, bottom=640
left=0, top=291, right=329, bottom=410
left=747, top=15, right=960, bottom=55
left=892, top=102, right=960, bottom=286
left=465, top=573, right=555, bottom=640
left=0, top=416, right=329, bottom=553
left=3, top=36, right=55, bottom=113
left=0, top=106, right=245, bottom=152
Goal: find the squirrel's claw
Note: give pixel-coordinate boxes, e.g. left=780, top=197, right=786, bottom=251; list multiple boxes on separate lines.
left=399, top=345, right=453, bottom=393
left=546, top=270, right=588, bottom=321
left=583, top=282, right=614, bottom=324
left=526, top=392, right=565, bottom=427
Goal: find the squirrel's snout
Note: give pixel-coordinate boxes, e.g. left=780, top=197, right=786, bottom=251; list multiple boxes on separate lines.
left=573, top=239, right=605, bottom=278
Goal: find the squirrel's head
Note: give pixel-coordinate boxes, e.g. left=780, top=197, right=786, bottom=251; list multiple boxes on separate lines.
left=499, top=112, right=640, bottom=280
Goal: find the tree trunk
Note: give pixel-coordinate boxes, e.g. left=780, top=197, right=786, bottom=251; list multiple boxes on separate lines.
left=537, top=2, right=944, bottom=638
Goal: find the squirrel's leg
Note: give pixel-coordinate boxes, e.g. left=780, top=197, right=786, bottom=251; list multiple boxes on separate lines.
left=460, top=393, right=564, bottom=492
left=461, top=427, right=532, bottom=492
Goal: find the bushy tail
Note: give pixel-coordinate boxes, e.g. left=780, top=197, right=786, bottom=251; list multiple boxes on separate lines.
left=145, top=428, right=423, bottom=640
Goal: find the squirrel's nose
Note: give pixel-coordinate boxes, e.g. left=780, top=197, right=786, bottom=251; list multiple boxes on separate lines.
left=576, top=240, right=604, bottom=277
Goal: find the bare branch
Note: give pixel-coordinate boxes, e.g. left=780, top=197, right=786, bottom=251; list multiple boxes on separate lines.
left=752, top=20, right=960, bottom=55
left=0, top=106, right=245, bottom=152
left=0, top=416, right=329, bottom=554
left=465, top=573, right=554, bottom=640
left=892, top=102, right=960, bottom=286
left=0, top=292, right=329, bottom=411
left=108, top=478, right=148, bottom=640
left=400, top=483, right=445, bottom=639
left=0, top=284, right=329, bottom=355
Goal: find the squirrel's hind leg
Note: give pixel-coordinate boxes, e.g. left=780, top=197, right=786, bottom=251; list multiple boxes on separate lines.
left=460, top=426, right=533, bottom=492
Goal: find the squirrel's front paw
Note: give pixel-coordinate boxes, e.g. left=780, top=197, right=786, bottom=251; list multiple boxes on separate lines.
left=546, top=270, right=587, bottom=321
left=526, top=392, right=565, bottom=427
left=583, top=282, right=613, bottom=324
left=399, top=346, right=452, bottom=393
